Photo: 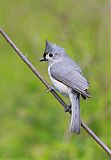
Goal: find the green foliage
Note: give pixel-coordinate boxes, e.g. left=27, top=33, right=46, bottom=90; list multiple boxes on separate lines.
left=0, top=0, right=110, bottom=159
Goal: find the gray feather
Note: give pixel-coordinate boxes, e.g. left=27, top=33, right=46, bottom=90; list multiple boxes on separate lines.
left=69, top=90, right=80, bottom=134
left=45, top=40, right=65, bottom=54
left=50, top=56, right=90, bottom=98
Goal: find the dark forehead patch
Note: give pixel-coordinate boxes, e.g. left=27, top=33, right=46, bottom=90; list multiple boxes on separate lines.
left=43, top=52, right=48, bottom=58
left=43, top=40, right=53, bottom=58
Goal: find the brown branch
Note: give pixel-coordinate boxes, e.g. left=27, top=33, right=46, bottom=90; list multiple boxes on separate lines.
left=0, top=28, right=111, bottom=156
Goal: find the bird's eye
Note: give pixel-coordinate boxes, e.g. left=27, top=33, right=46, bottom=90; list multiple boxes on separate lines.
left=49, top=53, right=53, bottom=57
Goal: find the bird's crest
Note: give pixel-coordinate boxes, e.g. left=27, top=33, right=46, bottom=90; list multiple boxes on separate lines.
left=44, top=40, right=65, bottom=54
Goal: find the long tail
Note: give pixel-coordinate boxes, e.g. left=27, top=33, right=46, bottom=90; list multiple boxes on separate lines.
left=69, top=90, right=80, bottom=134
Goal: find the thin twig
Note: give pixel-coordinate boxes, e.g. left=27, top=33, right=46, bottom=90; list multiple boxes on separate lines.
left=0, top=28, right=111, bottom=156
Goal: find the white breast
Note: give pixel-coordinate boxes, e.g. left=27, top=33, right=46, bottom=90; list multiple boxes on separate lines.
left=48, top=66, right=69, bottom=96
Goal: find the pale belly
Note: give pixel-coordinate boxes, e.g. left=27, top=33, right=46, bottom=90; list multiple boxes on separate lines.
left=48, top=66, right=70, bottom=96
left=50, top=74, right=69, bottom=96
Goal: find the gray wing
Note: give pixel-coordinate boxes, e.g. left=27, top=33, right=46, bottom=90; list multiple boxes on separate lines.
left=50, top=57, right=90, bottom=98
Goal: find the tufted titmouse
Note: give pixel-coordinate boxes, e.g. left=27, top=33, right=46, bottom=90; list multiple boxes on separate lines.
left=40, top=40, right=91, bottom=134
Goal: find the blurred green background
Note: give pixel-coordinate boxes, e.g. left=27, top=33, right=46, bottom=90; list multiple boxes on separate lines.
left=0, top=0, right=111, bottom=159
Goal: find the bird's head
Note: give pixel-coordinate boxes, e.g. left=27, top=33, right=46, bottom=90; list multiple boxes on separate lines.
left=40, top=40, right=66, bottom=63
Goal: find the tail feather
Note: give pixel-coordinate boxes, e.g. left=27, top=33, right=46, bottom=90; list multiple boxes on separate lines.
left=69, top=90, right=80, bottom=134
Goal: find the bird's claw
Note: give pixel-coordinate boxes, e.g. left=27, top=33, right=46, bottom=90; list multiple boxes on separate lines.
left=64, top=105, right=71, bottom=113
left=46, top=86, right=55, bottom=93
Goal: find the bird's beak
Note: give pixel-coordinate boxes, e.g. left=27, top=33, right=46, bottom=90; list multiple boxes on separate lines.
left=39, top=57, right=46, bottom=62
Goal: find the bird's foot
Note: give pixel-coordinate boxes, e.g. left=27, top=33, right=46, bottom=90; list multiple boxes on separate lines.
left=64, top=104, right=71, bottom=113
left=46, top=86, right=55, bottom=93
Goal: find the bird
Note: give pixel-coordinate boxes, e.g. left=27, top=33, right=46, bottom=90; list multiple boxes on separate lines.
left=40, top=40, right=91, bottom=134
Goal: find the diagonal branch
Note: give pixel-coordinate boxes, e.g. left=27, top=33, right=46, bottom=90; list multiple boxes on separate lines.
left=0, top=28, right=111, bottom=156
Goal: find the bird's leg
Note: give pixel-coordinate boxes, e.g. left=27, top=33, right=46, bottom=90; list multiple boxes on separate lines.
left=64, top=104, right=72, bottom=113
left=46, top=86, right=55, bottom=93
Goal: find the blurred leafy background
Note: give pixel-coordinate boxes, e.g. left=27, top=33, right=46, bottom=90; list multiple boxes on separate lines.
left=0, top=0, right=111, bottom=159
